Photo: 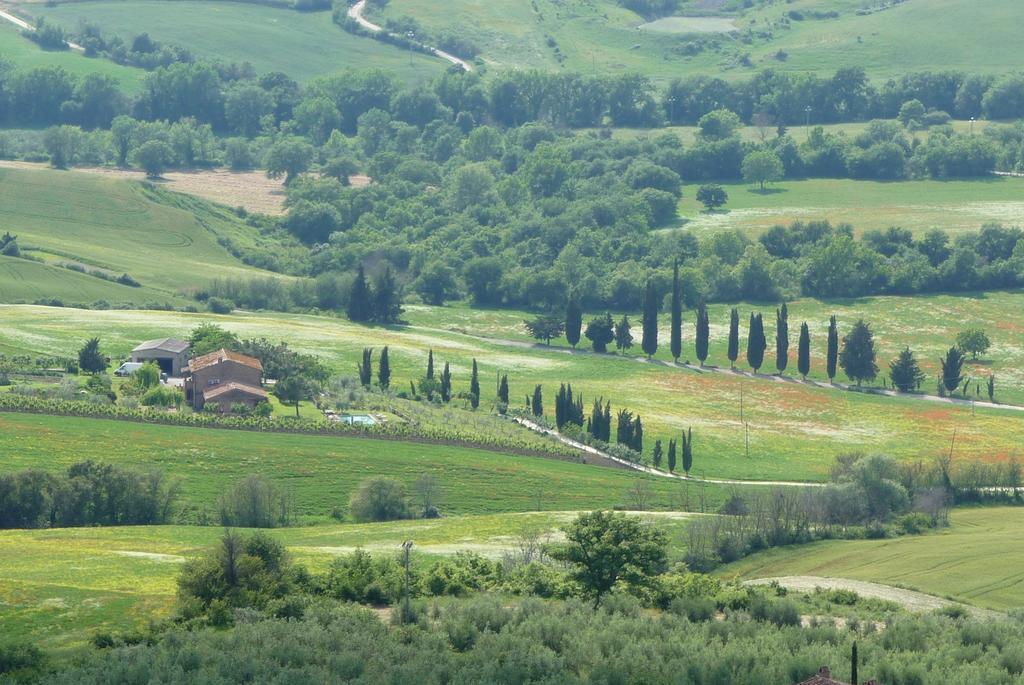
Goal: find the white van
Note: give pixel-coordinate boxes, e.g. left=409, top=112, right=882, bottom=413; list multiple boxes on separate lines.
left=114, top=362, right=144, bottom=377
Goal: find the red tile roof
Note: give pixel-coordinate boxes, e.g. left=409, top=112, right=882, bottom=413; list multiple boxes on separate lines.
left=188, top=348, right=262, bottom=373
left=796, top=667, right=852, bottom=685
left=203, top=382, right=268, bottom=401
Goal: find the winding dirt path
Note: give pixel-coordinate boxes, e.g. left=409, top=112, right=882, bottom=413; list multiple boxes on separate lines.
left=745, top=576, right=996, bottom=617
left=346, top=0, right=472, bottom=71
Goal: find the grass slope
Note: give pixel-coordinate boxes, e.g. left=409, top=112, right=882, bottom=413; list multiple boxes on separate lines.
left=0, top=21, right=144, bottom=92
left=0, top=255, right=178, bottom=305
left=31, top=0, right=445, bottom=83
left=721, top=507, right=1024, bottom=611
left=2, top=301, right=1022, bottom=482
left=375, top=0, right=1024, bottom=81
left=0, top=167, right=288, bottom=298
left=671, top=177, right=1024, bottom=237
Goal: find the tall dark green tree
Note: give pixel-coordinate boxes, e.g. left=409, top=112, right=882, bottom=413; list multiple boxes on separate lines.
left=775, top=303, right=789, bottom=374
left=426, top=349, right=435, bottom=380
left=346, top=263, right=373, bottom=323
left=498, top=374, right=509, bottom=405
left=77, top=337, right=108, bottom=374
left=670, top=260, right=682, bottom=362
left=440, top=362, right=452, bottom=402
left=681, top=427, right=693, bottom=475
left=988, top=375, right=995, bottom=402
left=826, top=315, right=839, bottom=382
left=889, top=348, right=924, bottom=392
left=695, top=303, right=709, bottom=366
left=372, top=266, right=402, bottom=324
left=839, top=320, right=878, bottom=386
left=469, top=358, right=480, bottom=409
left=589, top=399, right=605, bottom=441
left=614, top=314, right=634, bottom=351
left=616, top=409, right=635, bottom=448
left=667, top=438, right=677, bottom=473
left=378, top=346, right=391, bottom=389
left=746, top=313, right=766, bottom=372
left=602, top=401, right=612, bottom=442
left=565, top=296, right=583, bottom=349
left=727, top=308, right=740, bottom=369
left=357, top=347, right=373, bottom=387
left=641, top=280, right=659, bottom=358
left=797, top=322, right=811, bottom=380
left=940, top=346, right=966, bottom=394
left=632, top=415, right=643, bottom=454
left=531, top=385, right=543, bottom=417
left=585, top=313, right=615, bottom=353
left=652, top=440, right=663, bottom=468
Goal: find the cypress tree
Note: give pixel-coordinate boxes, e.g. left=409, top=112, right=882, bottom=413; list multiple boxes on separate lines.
left=940, top=346, right=966, bottom=394
left=616, top=409, right=634, bottom=447
left=889, top=347, right=924, bottom=392
left=440, top=362, right=452, bottom=402
left=746, top=313, right=766, bottom=372
left=839, top=320, right=879, bottom=386
left=378, top=346, right=390, bottom=389
left=775, top=303, right=789, bottom=374
left=652, top=440, right=663, bottom=468
left=641, top=280, right=659, bottom=358
left=555, top=384, right=567, bottom=428
left=531, top=385, right=543, bottom=417
left=632, top=415, right=643, bottom=454
left=426, top=349, right=434, bottom=380
left=469, top=358, right=480, bottom=409
left=826, top=315, right=839, bottom=382
left=681, top=427, right=693, bottom=475
left=988, top=375, right=995, bottom=402
left=797, top=322, right=810, bottom=380
left=357, top=347, right=373, bottom=386
left=589, top=399, right=604, bottom=439
left=614, top=314, right=633, bottom=351
left=373, top=265, right=402, bottom=323
left=77, top=337, right=108, bottom=374
left=498, top=374, right=509, bottom=405
left=670, top=260, right=682, bottom=362
left=602, top=401, right=612, bottom=442
left=346, top=263, right=373, bottom=322
left=667, top=439, right=677, bottom=473
left=727, top=308, right=740, bottom=369
left=695, top=302, right=709, bottom=366
left=565, top=296, right=582, bottom=349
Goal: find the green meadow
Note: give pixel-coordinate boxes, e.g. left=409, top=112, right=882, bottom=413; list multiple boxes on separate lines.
left=31, top=0, right=445, bottom=83
left=722, top=507, right=1024, bottom=612
left=0, top=167, right=286, bottom=298
left=2, top=300, right=1022, bottom=483
left=673, top=177, right=1024, bottom=237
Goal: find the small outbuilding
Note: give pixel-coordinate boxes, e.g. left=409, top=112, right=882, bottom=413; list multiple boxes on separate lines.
left=131, top=338, right=190, bottom=377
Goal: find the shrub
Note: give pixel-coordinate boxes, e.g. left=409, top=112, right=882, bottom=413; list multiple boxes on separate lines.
left=898, top=512, right=932, bottom=535
left=669, top=595, right=715, bottom=622
left=326, top=549, right=404, bottom=604
left=207, top=297, right=234, bottom=314
left=348, top=477, right=409, bottom=523
left=139, top=386, right=183, bottom=408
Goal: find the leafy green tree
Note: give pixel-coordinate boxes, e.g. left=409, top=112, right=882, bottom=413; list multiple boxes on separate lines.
left=189, top=323, right=240, bottom=356
left=273, top=375, right=310, bottom=418
left=826, top=315, right=839, bottom=382
left=839, top=320, right=879, bottom=386
left=641, top=280, right=658, bottom=358
left=550, top=511, right=667, bottom=606
left=727, top=308, right=740, bottom=369
left=357, top=348, right=373, bottom=387
left=349, top=478, right=409, bottom=523
left=346, top=264, right=373, bottom=323
left=531, top=384, right=543, bottom=417
left=413, top=261, right=459, bottom=306
left=133, top=362, right=161, bottom=390
left=940, top=346, right=966, bottom=394
left=741, top=150, right=784, bottom=190
left=264, top=137, right=314, bottom=184
left=469, top=358, right=480, bottom=409
left=110, top=115, right=138, bottom=167
left=133, top=139, right=174, bottom=178
left=43, top=125, right=83, bottom=169
left=524, top=315, right=565, bottom=345
left=775, top=303, right=789, bottom=374
left=614, top=314, right=633, bottom=351
left=77, top=338, right=107, bottom=374
left=889, top=348, right=925, bottom=392
left=695, top=302, right=709, bottom=366
left=797, top=322, right=811, bottom=380
left=462, top=257, right=503, bottom=306
left=956, top=328, right=991, bottom=360
left=696, top=184, right=728, bottom=211
left=225, top=84, right=273, bottom=138
left=283, top=201, right=340, bottom=244
left=378, top=346, right=391, bottom=389
left=898, top=99, right=926, bottom=128
left=565, top=296, right=583, bottom=349
left=746, top=312, right=766, bottom=372
left=681, top=427, right=693, bottom=475
left=670, top=261, right=682, bottom=362
left=440, top=362, right=452, bottom=403
left=697, top=108, right=741, bottom=141
left=585, top=313, right=615, bottom=353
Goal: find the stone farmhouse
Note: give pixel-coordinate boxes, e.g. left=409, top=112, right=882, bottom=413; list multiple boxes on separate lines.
left=184, top=348, right=267, bottom=412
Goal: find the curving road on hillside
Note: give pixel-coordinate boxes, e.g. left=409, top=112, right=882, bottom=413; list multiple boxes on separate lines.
left=0, top=5, right=84, bottom=50
left=346, top=0, right=472, bottom=71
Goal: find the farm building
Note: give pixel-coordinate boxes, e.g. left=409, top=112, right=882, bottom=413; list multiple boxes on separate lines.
left=185, top=348, right=267, bottom=412
left=131, top=338, right=190, bottom=376
left=794, top=666, right=874, bottom=685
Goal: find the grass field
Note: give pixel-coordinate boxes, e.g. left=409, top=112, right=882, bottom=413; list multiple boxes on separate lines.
left=672, top=177, right=1024, bottom=237
left=0, top=255, right=182, bottom=305
left=29, top=0, right=445, bottom=83
left=0, top=167, right=288, bottom=298
left=722, top=507, right=1024, bottom=611
left=0, top=20, right=144, bottom=91
left=2, top=301, right=1023, bottom=483
left=373, top=0, right=1024, bottom=81
left=0, top=510, right=694, bottom=651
